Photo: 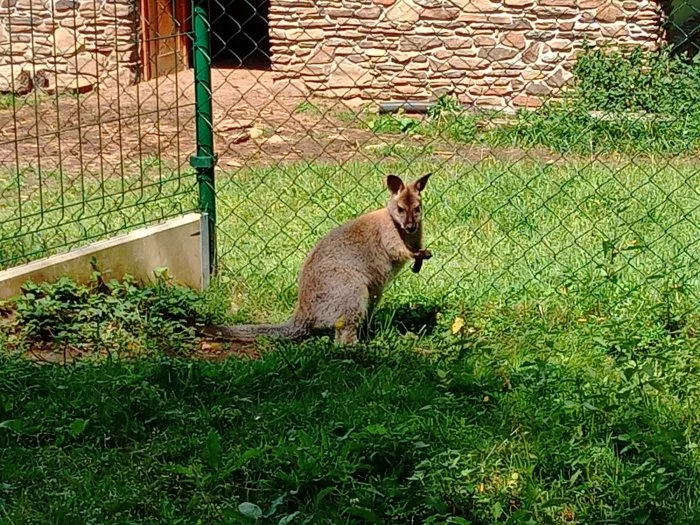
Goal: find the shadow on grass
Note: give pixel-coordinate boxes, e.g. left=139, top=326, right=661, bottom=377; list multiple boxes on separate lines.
left=365, top=301, right=442, bottom=340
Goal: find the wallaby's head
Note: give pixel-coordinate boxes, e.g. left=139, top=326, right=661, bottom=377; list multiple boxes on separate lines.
left=386, top=173, right=431, bottom=234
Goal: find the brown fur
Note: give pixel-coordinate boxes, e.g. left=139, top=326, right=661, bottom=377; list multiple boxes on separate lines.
left=203, top=173, right=432, bottom=345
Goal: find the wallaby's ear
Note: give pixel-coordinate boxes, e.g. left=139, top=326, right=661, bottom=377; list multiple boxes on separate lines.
left=386, top=175, right=405, bottom=195
left=413, top=173, right=432, bottom=192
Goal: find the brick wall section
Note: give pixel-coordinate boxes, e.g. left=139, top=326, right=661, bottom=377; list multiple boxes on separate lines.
left=269, top=0, right=665, bottom=108
left=0, top=0, right=138, bottom=94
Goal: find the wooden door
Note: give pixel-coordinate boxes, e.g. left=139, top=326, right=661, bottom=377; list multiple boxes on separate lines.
left=140, top=0, right=191, bottom=81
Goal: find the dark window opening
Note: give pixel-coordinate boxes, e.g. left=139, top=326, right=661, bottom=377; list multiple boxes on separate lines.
left=664, top=0, right=700, bottom=60
left=209, top=0, right=270, bottom=69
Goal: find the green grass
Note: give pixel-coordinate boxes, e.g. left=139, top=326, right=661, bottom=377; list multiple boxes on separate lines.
left=361, top=105, right=700, bottom=155
left=2, top=313, right=700, bottom=523
left=356, top=50, right=700, bottom=155
left=215, top=158, right=700, bottom=324
left=3, top=157, right=700, bottom=523
left=0, top=93, right=16, bottom=111
left=4, top=44, right=700, bottom=524
left=0, top=155, right=700, bottom=524
left=294, top=101, right=322, bottom=115
left=0, top=164, right=196, bottom=270
left=0, top=93, right=41, bottom=111
left=0, top=90, right=80, bottom=111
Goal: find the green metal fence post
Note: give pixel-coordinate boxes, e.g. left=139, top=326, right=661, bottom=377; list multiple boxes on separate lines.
left=190, top=0, right=217, bottom=275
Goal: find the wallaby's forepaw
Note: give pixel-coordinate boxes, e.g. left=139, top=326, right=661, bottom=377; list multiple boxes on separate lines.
left=411, top=249, right=432, bottom=273
left=417, top=249, right=432, bottom=260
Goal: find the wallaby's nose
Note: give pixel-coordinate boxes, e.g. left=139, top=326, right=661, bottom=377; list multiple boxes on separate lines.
left=406, top=225, right=417, bottom=233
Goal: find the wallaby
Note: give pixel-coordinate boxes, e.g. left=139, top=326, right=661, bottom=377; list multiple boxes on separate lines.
left=203, top=173, right=432, bottom=345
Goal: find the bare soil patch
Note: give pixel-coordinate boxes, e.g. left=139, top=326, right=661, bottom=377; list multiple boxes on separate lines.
left=0, top=67, right=578, bottom=181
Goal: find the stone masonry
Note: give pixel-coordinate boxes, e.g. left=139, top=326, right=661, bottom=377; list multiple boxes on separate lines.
left=268, top=0, right=665, bottom=107
left=0, top=0, right=666, bottom=107
left=0, top=0, right=138, bottom=95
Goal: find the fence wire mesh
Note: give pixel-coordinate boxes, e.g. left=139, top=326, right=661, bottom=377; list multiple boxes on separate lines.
left=205, top=0, right=700, bottom=333
left=0, top=0, right=196, bottom=270
left=3, top=2, right=700, bottom=522
left=1, top=0, right=699, bottom=335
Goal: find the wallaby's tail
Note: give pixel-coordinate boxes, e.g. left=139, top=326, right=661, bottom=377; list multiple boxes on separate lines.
left=200, top=319, right=310, bottom=342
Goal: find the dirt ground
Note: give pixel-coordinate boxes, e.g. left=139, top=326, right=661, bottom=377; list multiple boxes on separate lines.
left=0, top=68, right=380, bottom=178
left=0, top=66, right=559, bottom=180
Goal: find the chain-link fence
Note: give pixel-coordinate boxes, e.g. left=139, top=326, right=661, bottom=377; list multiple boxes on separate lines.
left=205, top=0, right=700, bottom=328
left=0, top=0, right=197, bottom=270
left=2, top=0, right=700, bottom=327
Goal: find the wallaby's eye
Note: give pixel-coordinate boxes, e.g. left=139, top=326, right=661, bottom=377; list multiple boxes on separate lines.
left=398, top=206, right=405, bottom=213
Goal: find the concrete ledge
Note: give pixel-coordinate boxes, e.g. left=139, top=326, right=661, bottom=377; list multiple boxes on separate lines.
left=0, top=213, right=207, bottom=300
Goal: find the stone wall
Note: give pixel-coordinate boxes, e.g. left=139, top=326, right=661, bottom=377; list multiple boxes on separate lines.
left=0, top=0, right=138, bottom=95
left=269, top=0, right=665, bottom=107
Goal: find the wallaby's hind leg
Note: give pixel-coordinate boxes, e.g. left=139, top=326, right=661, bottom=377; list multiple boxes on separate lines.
left=317, top=284, right=369, bottom=346
left=335, top=321, right=359, bottom=346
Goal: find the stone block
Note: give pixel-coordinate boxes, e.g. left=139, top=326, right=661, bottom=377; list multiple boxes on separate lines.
left=578, top=0, right=604, bottom=7
left=512, top=94, right=543, bottom=107
left=55, top=0, right=77, bottom=9
left=422, top=7, right=460, bottom=20
left=67, top=52, right=108, bottom=77
left=503, top=31, right=526, bottom=49
left=448, top=56, right=484, bottom=69
left=385, top=0, right=421, bottom=24
left=442, top=36, right=472, bottom=49
left=539, top=0, right=575, bottom=5
left=597, top=5, right=623, bottom=23
left=474, top=35, right=497, bottom=46
left=549, top=39, right=573, bottom=51
left=0, top=65, right=32, bottom=93
left=42, top=72, right=95, bottom=94
left=53, top=26, right=83, bottom=56
left=452, top=0, right=500, bottom=13
left=545, top=67, right=572, bottom=88
left=478, top=46, right=519, bottom=60
left=400, top=35, right=441, bottom=51
left=356, top=6, right=381, bottom=18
